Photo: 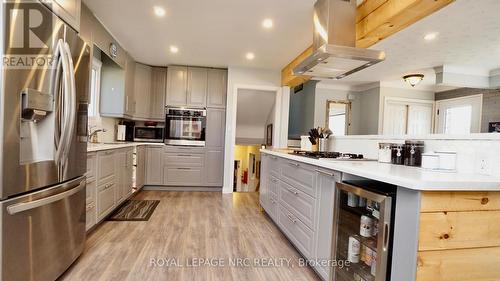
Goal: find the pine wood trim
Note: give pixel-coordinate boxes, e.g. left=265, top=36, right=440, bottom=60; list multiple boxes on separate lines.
left=420, top=191, right=500, bottom=212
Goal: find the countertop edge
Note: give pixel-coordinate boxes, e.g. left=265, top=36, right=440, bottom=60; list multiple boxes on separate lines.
left=260, top=149, right=500, bottom=191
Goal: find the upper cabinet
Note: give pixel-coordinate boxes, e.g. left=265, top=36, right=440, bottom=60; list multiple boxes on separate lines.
left=187, top=67, right=208, bottom=107
left=124, top=53, right=136, bottom=116
left=207, top=69, right=228, bottom=108
left=165, top=66, right=188, bottom=106
left=150, top=68, right=167, bottom=121
left=133, top=63, right=152, bottom=120
left=43, top=0, right=81, bottom=32
left=166, top=66, right=227, bottom=108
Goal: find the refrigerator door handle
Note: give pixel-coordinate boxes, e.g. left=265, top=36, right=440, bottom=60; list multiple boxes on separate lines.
left=6, top=178, right=85, bottom=215
left=60, top=42, right=77, bottom=164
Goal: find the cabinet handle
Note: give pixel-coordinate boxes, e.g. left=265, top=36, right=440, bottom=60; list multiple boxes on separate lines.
left=287, top=187, right=298, bottom=196
left=177, top=154, right=192, bottom=157
left=271, top=178, right=278, bottom=183
left=288, top=162, right=299, bottom=167
left=315, top=169, right=335, bottom=178
left=270, top=156, right=278, bottom=160
left=287, top=213, right=296, bottom=223
left=383, top=222, right=390, bottom=251
left=177, top=167, right=191, bottom=170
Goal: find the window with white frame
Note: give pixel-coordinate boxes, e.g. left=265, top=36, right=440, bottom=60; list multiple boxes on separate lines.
left=89, top=58, right=102, bottom=117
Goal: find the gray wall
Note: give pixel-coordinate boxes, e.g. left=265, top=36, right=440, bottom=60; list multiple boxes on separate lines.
left=436, top=88, right=500, bottom=133
left=288, top=80, right=317, bottom=139
left=350, top=87, right=380, bottom=135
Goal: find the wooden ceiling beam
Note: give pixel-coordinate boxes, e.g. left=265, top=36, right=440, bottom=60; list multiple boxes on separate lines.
left=281, top=0, right=455, bottom=88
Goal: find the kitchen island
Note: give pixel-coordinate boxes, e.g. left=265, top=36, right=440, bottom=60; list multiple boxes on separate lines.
left=260, top=149, right=500, bottom=281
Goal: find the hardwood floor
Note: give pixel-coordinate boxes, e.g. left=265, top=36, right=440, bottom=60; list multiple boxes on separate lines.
left=60, top=191, right=321, bottom=281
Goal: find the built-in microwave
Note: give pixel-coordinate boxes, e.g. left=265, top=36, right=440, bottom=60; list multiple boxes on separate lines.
left=164, top=107, right=206, bottom=146
left=134, top=126, right=164, bottom=143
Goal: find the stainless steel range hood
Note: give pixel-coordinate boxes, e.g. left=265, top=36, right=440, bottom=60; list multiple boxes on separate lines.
left=293, top=0, right=385, bottom=80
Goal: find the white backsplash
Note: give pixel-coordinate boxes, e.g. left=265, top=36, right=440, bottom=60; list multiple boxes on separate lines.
left=328, top=135, right=500, bottom=175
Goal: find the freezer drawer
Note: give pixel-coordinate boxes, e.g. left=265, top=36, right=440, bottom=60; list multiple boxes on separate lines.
left=0, top=176, right=86, bottom=281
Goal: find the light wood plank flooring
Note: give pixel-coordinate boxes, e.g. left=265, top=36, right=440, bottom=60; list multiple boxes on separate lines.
left=60, top=191, right=321, bottom=281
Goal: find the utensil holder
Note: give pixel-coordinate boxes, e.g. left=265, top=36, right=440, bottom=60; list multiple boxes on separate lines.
left=318, top=138, right=328, bottom=152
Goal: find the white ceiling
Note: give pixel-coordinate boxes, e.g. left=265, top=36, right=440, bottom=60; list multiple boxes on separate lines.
left=319, top=0, right=500, bottom=91
left=83, top=0, right=315, bottom=69
left=236, top=89, right=275, bottom=130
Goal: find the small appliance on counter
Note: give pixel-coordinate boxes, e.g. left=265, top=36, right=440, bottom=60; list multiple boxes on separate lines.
left=116, top=124, right=126, bottom=141
left=121, top=121, right=135, bottom=142
left=134, top=126, right=164, bottom=143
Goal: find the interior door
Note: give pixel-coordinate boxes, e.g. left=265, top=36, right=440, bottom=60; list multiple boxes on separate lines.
left=407, top=104, right=433, bottom=135
left=383, top=102, right=408, bottom=135
left=436, top=95, right=483, bottom=134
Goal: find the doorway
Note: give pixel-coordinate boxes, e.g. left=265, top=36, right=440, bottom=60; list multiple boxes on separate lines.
left=435, top=94, right=483, bottom=134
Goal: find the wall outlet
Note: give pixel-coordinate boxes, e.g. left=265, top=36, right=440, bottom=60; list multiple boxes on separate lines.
left=476, top=152, right=493, bottom=176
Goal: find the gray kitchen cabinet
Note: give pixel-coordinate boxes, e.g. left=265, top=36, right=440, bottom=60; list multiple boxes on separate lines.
left=146, top=147, right=164, bottom=185
left=314, top=168, right=339, bottom=281
left=43, top=0, right=81, bottom=32
left=187, top=67, right=208, bottom=107
left=115, top=148, right=134, bottom=205
left=134, top=63, right=152, bottom=120
left=166, top=66, right=188, bottom=106
left=136, top=146, right=147, bottom=189
left=150, top=68, right=167, bottom=121
left=205, top=149, right=224, bottom=186
left=86, top=152, right=97, bottom=231
left=259, top=154, right=339, bottom=281
left=124, top=53, right=136, bottom=116
left=99, top=55, right=126, bottom=118
left=206, top=108, right=226, bottom=148
left=96, top=181, right=116, bottom=221
left=207, top=69, right=227, bottom=108
left=163, top=166, right=203, bottom=186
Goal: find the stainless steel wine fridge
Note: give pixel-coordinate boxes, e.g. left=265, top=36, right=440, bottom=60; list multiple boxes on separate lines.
left=332, top=181, right=396, bottom=281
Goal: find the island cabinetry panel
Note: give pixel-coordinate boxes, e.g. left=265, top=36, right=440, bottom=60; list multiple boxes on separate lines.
left=416, top=191, right=500, bottom=281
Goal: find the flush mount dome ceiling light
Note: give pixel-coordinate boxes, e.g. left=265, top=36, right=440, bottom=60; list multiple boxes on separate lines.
left=403, top=74, right=424, bottom=87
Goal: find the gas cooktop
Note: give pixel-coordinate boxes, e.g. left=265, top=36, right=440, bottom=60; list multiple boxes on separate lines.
left=290, top=150, right=364, bottom=160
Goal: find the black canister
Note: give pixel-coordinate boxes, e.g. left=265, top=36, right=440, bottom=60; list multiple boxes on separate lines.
left=404, top=140, right=424, bottom=167
left=391, top=144, right=405, bottom=165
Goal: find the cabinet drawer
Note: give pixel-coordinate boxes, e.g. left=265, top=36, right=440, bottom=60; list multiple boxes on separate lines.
left=163, top=145, right=205, bottom=154
left=269, top=175, right=279, bottom=196
left=163, top=167, right=202, bottom=186
left=97, top=151, right=115, bottom=182
left=97, top=181, right=116, bottom=220
left=278, top=204, right=314, bottom=259
left=281, top=160, right=317, bottom=198
left=279, top=180, right=316, bottom=230
left=164, top=153, right=204, bottom=167
left=267, top=154, right=281, bottom=175
left=85, top=202, right=96, bottom=231
left=86, top=180, right=96, bottom=205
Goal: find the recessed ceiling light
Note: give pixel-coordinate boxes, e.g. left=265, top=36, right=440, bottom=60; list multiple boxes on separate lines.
left=153, top=6, right=166, bottom=17
left=262, top=19, right=274, bottom=29
left=424, top=32, right=439, bottom=41
left=246, top=52, right=255, bottom=60
left=170, top=46, right=179, bottom=54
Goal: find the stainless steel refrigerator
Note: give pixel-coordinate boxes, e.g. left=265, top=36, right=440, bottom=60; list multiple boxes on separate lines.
left=0, top=2, right=90, bottom=280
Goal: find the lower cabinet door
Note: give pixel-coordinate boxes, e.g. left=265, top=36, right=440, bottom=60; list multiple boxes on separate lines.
left=163, top=167, right=202, bottom=186
left=85, top=202, right=96, bottom=231
left=278, top=204, right=314, bottom=259
left=97, top=181, right=116, bottom=221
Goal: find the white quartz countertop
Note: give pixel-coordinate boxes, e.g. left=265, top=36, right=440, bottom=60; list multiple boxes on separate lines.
left=87, top=142, right=164, bottom=152
left=261, top=149, right=500, bottom=191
